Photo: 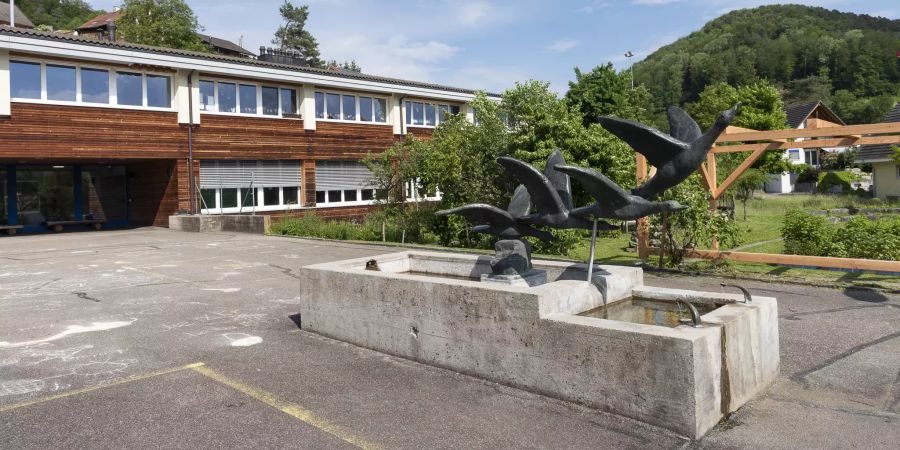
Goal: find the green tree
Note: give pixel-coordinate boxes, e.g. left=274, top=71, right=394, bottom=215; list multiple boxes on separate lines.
left=687, top=80, right=791, bottom=175
left=272, top=1, right=322, bottom=67
left=16, top=0, right=102, bottom=31
left=565, top=63, right=651, bottom=126
left=728, top=168, right=769, bottom=220
left=325, top=59, right=362, bottom=73
left=116, top=0, right=207, bottom=52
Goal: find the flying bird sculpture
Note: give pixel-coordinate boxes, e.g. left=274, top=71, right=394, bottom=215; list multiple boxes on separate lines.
left=554, top=165, right=687, bottom=221
left=436, top=185, right=554, bottom=241
left=597, top=103, right=741, bottom=199
left=498, top=155, right=618, bottom=232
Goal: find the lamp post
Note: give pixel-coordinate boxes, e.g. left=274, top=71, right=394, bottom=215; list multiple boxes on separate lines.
left=624, top=51, right=634, bottom=89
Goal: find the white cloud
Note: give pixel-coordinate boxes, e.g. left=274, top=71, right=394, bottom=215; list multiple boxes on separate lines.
left=447, top=65, right=528, bottom=93
left=318, top=34, right=460, bottom=82
left=545, top=39, right=579, bottom=53
left=457, top=1, right=493, bottom=26
left=576, top=1, right=612, bottom=13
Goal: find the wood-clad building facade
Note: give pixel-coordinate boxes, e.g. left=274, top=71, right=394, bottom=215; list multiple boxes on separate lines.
left=0, top=27, right=491, bottom=233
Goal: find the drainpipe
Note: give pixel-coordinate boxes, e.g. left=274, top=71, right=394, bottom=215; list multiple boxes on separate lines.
left=187, top=70, right=196, bottom=214
left=398, top=95, right=407, bottom=138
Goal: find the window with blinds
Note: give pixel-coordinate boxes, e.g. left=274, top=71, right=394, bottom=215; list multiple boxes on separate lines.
left=200, top=160, right=300, bottom=188
left=315, top=161, right=377, bottom=205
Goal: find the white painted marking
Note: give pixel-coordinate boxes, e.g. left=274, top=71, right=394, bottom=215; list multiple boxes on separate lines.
left=202, top=288, right=241, bottom=293
left=0, top=320, right=135, bottom=349
left=224, top=333, right=263, bottom=347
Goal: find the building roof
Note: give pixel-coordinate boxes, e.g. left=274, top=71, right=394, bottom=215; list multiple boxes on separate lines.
left=0, top=4, right=34, bottom=28
left=784, top=100, right=845, bottom=129
left=857, top=103, right=900, bottom=163
left=76, top=10, right=121, bottom=30
left=197, top=33, right=254, bottom=57
left=0, top=25, right=498, bottom=98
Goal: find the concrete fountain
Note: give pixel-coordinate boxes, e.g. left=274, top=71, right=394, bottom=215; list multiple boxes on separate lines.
left=298, top=104, right=779, bottom=439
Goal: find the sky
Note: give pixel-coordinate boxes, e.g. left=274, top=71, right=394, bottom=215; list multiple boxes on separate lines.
left=89, top=0, right=899, bottom=94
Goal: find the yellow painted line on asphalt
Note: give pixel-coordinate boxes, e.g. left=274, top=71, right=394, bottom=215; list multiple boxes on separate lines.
left=0, top=362, right=206, bottom=413
left=190, top=365, right=380, bottom=450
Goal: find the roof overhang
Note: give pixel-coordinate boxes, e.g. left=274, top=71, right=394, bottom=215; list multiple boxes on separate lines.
left=1, top=34, right=487, bottom=103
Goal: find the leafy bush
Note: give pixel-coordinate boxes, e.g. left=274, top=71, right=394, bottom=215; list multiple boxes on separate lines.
left=817, top=171, right=856, bottom=193
left=781, top=211, right=900, bottom=261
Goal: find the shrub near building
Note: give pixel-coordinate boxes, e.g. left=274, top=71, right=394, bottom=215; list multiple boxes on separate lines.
left=782, top=210, right=900, bottom=260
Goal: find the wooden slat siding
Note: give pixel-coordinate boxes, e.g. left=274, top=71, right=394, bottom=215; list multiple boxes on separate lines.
left=302, top=160, right=316, bottom=206
left=405, top=127, right=434, bottom=139
left=0, top=103, right=185, bottom=159
left=129, top=160, right=178, bottom=227
left=192, top=117, right=397, bottom=160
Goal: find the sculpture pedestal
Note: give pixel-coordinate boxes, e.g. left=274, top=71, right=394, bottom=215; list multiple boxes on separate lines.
left=481, top=269, right=547, bottom=288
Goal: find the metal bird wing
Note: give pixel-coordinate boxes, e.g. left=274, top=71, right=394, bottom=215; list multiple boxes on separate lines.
left=543, top=150, right=574, bottom=210
left=506, top=185, right=531, bottom=218
left=554, top=165, right=630, bottom=211
left=667, top=106, right=702, bottom=142
left=436, top=204, right=515, bottom=227
left=498, top=157, right=567, bottom=216
left=597, top=116, right=687, bottom=168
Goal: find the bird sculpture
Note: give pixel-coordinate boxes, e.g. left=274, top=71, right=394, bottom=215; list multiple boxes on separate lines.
left=436, top=185, right=554, bottom=241
left=597, top=103, right=742, bottom=199
left=554, top=165, right=687, bottom=221
left=498, top=155, right=617, bottom=232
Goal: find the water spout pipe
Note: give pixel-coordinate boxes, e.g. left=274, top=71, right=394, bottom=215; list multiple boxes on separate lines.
left=721, top=283, right=752, bottom=303
left=676, top=300, right=702, bottom=327
left=586, top=218, right=597, bottom=283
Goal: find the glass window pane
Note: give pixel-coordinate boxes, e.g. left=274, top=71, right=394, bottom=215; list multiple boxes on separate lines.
left=239, top=84, right=257, bottom=114
left=262, top=86, right=279, bottom=116
left=343, top=189, right=357, bottom=201
left=359, top=96, right=373, bottom=122
left=412, top=102, right=423, bottom=125
left=438, top=104, right=450, bottom=122
left=82, top=165, right=127, bottom=222
left=116, top=72, right=143, bottom=106
left=199, top=80, right=215, bottom=111
left=283, top=186, right=299, bottom=205
left=16, top=167, right=75, bottom=225
left=374, top=98, right=387, bottom=123
left=10, top=61, right=41, bottom=99
left=146, top=75, right=171, bottom=108
left=405, top=101, right=412, bottom=124
left=342, top=95, right=356, bottom=120
left=280, top=88, right=297, bottom=115
left=46, top=64, right=76, bottom=101
left=361, top=189, right=374, bottom=201
left=200, top=189, right=217, bottom=209
left=263, top=186, right=280, bottom=205
left=327, top=190, right=341, bottom=202
left=326, top=93, right=340, bottom=119
left=450, top=105, right=460, bottom=115
left=81, top=68, right=109, bottom=104
left=315, top=92, right=325, bottom=118
left=425, top=103, right=436, bottom=126
left=221, top=188, right=238, bottom=208
left=218, top=83, right=236, bottom=113
left=315, top=191, right=326, bottom=203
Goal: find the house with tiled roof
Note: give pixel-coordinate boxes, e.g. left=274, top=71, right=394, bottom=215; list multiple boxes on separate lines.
left=0, top=25, right=494, bottom=234
left=765, top=101, right=848, bottom=193
left=0, top=3, right=33, bottom=28
left=856, top=103, right=900, bottom=200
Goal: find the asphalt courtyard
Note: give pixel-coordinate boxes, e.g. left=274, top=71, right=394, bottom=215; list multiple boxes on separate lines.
left=1, top=228, right=897, bottom=449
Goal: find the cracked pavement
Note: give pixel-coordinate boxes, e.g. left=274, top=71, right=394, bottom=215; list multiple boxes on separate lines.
left=1, top=228, right=898, bottom=449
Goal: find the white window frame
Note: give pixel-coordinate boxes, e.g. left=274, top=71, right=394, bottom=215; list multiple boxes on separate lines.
left=404, top=178, right=442, bottom=202
left=314, top=187, right=378, bottom=208
left=314, top=88, right=390, bottom=125
left=200, top=186, right=303, bottom=214
left=198, top=77, right=300, bottom=119
left=404, top=99, right=459, bottom=128
left=9, top=57, right=175, bottom=112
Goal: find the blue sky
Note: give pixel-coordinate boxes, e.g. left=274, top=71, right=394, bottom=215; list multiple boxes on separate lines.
left=91, top=1, right=898, bottom=94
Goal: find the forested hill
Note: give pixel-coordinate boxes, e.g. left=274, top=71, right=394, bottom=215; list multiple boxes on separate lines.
left=633, top=4, right=900, bottom=124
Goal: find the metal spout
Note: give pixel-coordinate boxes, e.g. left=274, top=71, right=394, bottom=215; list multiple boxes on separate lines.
left=721, top=283, right=752, bottom=303
left=676, top=300, right=702, bottom=327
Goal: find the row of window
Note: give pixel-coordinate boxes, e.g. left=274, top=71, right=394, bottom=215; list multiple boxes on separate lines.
left=315, top=188, right=377, bottom=204
left=405, top=101, right=460, bottom=127
left=199, top=80, right=297, bottom=117
left=200, top=186, right=301, bottom=213
left=10, top=60, right=171, bottom=108
left=315, top=92, right=388, bottom=123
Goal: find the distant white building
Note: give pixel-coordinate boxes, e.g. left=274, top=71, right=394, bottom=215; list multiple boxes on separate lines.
left=765, top=101, right=847, bottom=193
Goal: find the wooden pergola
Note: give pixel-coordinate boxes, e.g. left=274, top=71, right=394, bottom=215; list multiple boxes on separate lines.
left=634, top=119, right=900, bottom=272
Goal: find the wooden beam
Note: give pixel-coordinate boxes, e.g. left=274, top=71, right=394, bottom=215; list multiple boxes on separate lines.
left=716, top=122, right=900, bottom=143
left=712, top=135, right=900, bottom=154
left=685, top=250, right=900, bottom=273
left=806, top=118, right=842, bottom=129
left=635, top=154, right=650, bottom=260
left=712, top=147, right=766, bottom=199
